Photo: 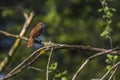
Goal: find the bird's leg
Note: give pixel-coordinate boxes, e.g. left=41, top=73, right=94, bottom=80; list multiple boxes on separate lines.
left=43, top=41, right=54, bottom=50
left=34, top=38, right=42, bottom=44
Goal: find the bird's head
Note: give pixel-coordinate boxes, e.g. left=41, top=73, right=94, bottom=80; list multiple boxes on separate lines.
left=37, top=22, right=45, bottom=32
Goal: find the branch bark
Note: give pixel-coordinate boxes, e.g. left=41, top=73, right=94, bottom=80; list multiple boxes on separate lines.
left=0, top=30, right=120, bottom=55
left=72, top=47, right=119, bottom=80
left=100, top=61, right=120, bottom=80
left=1, top=42, right=119, bottom=80
left=46, top=48, right=54, bottom=80
left=0, top=12, right=34, bottom=72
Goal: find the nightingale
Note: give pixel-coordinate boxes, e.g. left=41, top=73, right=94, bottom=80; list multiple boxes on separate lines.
left=27, top=22, right=45, bottom=47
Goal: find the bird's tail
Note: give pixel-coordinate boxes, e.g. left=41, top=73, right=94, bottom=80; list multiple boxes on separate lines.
left=27, top=37, right=33, bottom=47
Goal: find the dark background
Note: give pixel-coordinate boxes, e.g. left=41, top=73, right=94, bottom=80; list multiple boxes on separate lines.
left=0, top=0, right=120, bottom=80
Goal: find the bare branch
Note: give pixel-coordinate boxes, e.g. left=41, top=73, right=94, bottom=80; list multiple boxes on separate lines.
left=1, top=47, right=46, bottom=80
left=0, top=30, right=28, bottom=40
left=23, top=12, right=29, bottom=20
left=100, top=61, right=120, bottom=80
left=45, top=43, right=120, bottom=55
left=72, top=48, right=119, bottom=80
left=1, top=42, right=54, bottom=80
left=1, top=42, right=119, bottom=80
left=108, top=66, right=119, bottom=80
left=27, top=66, right=44, bottom=72
left=0, top=30, right=120, bottom=55
left=46, top=48, right=54, bottom=80
left=0, top=11, right=34, bottom=72
left=72, top=59, right=89, bottom=80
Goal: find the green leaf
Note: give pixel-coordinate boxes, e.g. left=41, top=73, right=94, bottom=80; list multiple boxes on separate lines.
left=105, top=59, right=110, bottom=63
left=62, top=77, right=67, bottom=80
left=107, top=54, right=113, bottom=60
left=55, top=71, right=67, bottom=78
left=49, top=62, right=58, bottom=70
left=113, top=55, right=118, bottom=61
left=106, top=65, right=111, bottom=70
left=107, top=20, right=112, bottom=24
left=98, top=9, right=103, bottom=12
left=111, top=8, right=116, bottom=11
left=104, top=6, right=109, bottom=12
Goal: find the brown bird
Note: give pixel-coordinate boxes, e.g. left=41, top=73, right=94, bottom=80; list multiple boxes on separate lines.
left=27, top=22, right=45, bottom=47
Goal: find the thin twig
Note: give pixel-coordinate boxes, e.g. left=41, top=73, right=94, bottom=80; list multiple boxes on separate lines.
left=0, top=12, right=34, bottom=72
left=27, top=66, right=44, bottom=72
left=0, top=30, right=120, bottom=55
left=72, top=60, right=89, bottom=80
left=46, top=48, right=54, bottom=80
left=0, top=30, right=28, bottom=40
left=1, top=47, right=46, bottom=80
left=2, top=43, right=53, bottom=80
left=72, top=48, right=118, bottom=80
left=1, top=42, right=119, bottom=80
left=100, top=61, right=120, bottom=80
left=108, top=66, right=119, bottom=80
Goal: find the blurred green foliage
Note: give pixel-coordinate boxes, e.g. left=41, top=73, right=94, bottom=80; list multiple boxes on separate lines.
left=0, top=0, right=120, bottom=80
